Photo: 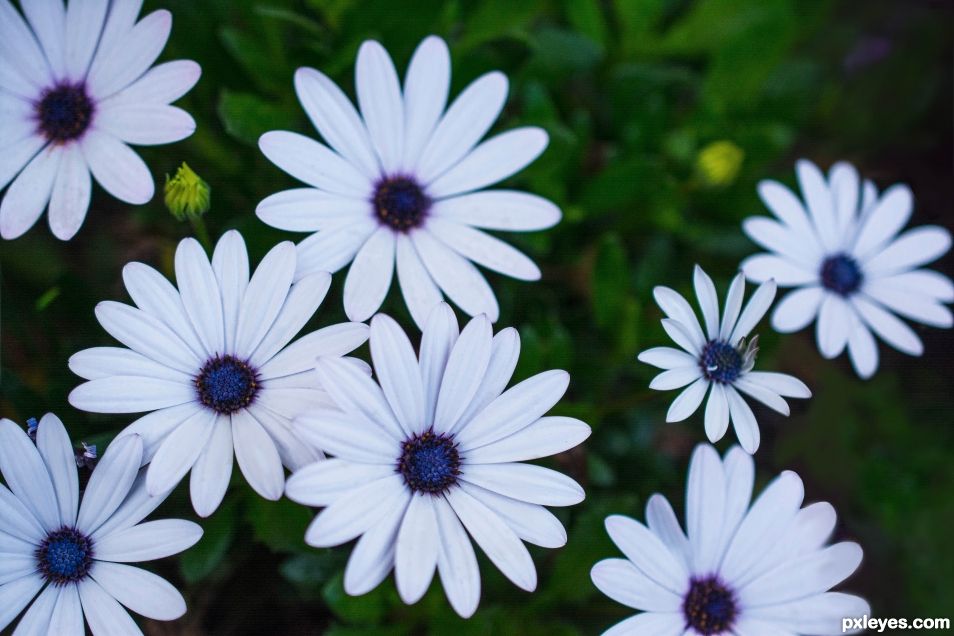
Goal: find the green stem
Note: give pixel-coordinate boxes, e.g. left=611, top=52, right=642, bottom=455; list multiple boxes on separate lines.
left=190, top=215, right=212, bottom=251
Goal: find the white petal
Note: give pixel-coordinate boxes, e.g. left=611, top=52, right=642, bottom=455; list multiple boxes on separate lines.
left=88, top=473, right=165, bottom=539
left=95, top=104, right=195, bottom=145
left=743, top=371, right=811, bottom=398
left=665, top=377, right=708, bottom=422
left=445, top=487, right=537, bottom=591
left=796, top=159, right=838, bottom=251
left=864, top=226, right=952, bottom=277
left=13, top=581, right=63, bottom=635
left=251, top=405, right=321, bottom=472
left=850, top=183, right=912, bottom=259
left=590, top=558, right=682, bottom=612
left=47, top=144, right=91, bottom=240
left=296, top=410, right=397, bottom=464
left=431, top=190, right=560, bottom=231
left=743, top=216, right=820, bottom=269
left=0, top=574, right=45, bottom=633
left=356, top=40, right=403, bottom=173
left=255, top=188, right=370, bottom=232
left=0, top=134, right=46, bottom=193
left=829, top=161, right=859, bottom=234
left=145, top=409, right=215, bottom=496
left=111, top=403, right=199, bottom=464
left=648, top=367, right=701, bottom=391
left=433, top=495, right=481, bottom=618
left=343, top=493, right=407, bottom=595
left=76, top=435, right=143, bottom=536
left=461, top=462, right=584, bottom=506
left=293, top=67, right=380, bottom=177
left=730, top=279, right=777, bottom=343
left=863, top=282, right=953, bottom=328
left=343, top=227, right=395, bottom=322
left=876, top=269, right=954, bottom=302
left=815, top=294, right=851, bottom=359
left=77, top=577, right=143, bottom=636
left=102, top=60, right=201, bottom=106
left=741, top=254, right=817, bottom=286
left=637, top=347, right=696, bottom=370
left=426, top=218, right=541, bottom=280
left=603, top=515, right=688, bottom=594
left=69, top=376, right=195, bottom=413
left=456, top=369, right=568, bottom=449
left=64, top=0, right=108, bottom=78
left=258, top=131, right=372, bottom=197
left=235, top=241, right=296, bottom=355
left=304, top=475, right=407, bottom=547
left=434, top=314, right=493, bottom=436
left=412, top=228, right=499, bottom=320
left=251, top=273, right=332, bottom=367
left=0, top=0, right=53, bottom=92
left=719, top=446, right=755, bottom=554
left=295, top=218, right=377, bottom=278
left=259, top=322, right=369, bottom=379
left=0, top=144, right=60, bottom=240
left=600, top=612, right=685, bottom=636
left=36, top=414, right=79, bottom=528
left=122, top=261, right=206, bottom=359
left=739, top=542, right=863, bottom=607
left=847, top=317, right=878, bottom=379
left=460, top=482, right=567, bottom=548
left=416, top=72, right=508, bottom=182
left=693, top=265, right=720, bottom=338
left=419, top=302, right=459, bottom=428
left=653, top=286, right=705, bottom=351
left=395, top=495, right=439, bottom=603
left=427, top=127, right=548, bottom=198
left=21, top=0, right=66, bottom=79
left=465, top=416, right=590, bottom=464
left=660, top=318, right=701, bottom=356
left=746, top=592, right=870, bottom=635
left=87, top=9, right=172, bottom=101
left=726, top=386, right=761, bottom=454
left=704, top=383, right=729, bottom=443
left=0, top=483, right=45, bottom=542
left=93, top=519, right=201, bottom=562
left=396, top=232, right=443, bottom=329
left=734, top=378, right=790, bottom=415
left=370, top=314, right=426, bottom=431
left=80, top=130, right=154, bottom=204
left=232, top=410, right=285, bottom=500
left=852, top=296, right=923, bottom=356
left=285, top=459, right=394, bottom=507
left=211, top=231, right=250, bottom=354
left=0, top=418, right=60, bottom=531
left=189, top=415, right=232, bottom=517
left=90, top=562, right=186, bottom=621
left=644, top=495, right=690, bottom=568
left=757, top=179, right=818, bottom=245
left=401, top=36, right=450, bottom=168
left=453, top=327, right=521, bottom=429
left=686, top=444, right=725, bottom=574
left=71, top=333, right=189, bottom=381
left=93, top=300, right=197, bottom=372
left=314, top=357, right=405, bottom=439
left=771, top=286, right=824, bottom=333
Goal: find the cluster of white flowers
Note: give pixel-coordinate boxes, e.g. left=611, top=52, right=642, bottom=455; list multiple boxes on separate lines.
left=1, top=1, right=950, bottom=635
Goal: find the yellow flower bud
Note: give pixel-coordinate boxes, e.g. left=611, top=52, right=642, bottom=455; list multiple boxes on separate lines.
left=696, top=141, right=745, bottom=187
left=164, top=162, right=210, bottom=221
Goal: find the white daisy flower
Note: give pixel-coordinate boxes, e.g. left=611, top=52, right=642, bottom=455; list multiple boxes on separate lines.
left=591, top=444, right=870, bottom=636
left=0, top=0, right=201, bottom=240
left=256, top=35, right=560, bottom=329
left=742, top=160, right=953, bottom=378
left=638, top=266, right=811, bottom=454
left=285, top=303, right=589, bottom=618
left=68, top=230, right=369, bottom=516
left=0, top=415, right=202, bottom=635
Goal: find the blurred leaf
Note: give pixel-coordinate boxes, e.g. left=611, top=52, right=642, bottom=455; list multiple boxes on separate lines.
left=218, top=90, right=294, bottom=146
left=322, top=571, right=395, bottom=625
left=564, top=0, right=609, bottom=48
left=180, top=499, right=238, bottom=583
left=592, top=234, right=628, bottom=329
left=246, top=495, right=313, bottom=553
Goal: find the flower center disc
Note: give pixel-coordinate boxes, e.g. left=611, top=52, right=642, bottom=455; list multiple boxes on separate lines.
left=36, top=83, right=93, bottom=143
left=196, top=354, right=260, bottom=414
left=699, top=340, right=743, bottom=384
left=683, top=575, right=737, bottom=635
left=397, top=430, right=460, bottom=494
left=820, top=253, right=863, bottom=296
left=36, top=527, right=94, bottom=586
left=373, top=176, right=430, bottom=232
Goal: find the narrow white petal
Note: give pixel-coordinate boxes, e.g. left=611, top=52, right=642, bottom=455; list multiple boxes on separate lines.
left=461, top=462, right=584, bottom=506
left=0, top=144, right=60, bottom=240
left=189, top=415, right=232, bottom=517
left=89, top=473, right=163, bottom=540
left=370, top=314, right=426, bottom=430
left=465, top=416, right=590, bottom=464
left=251, top=273, right=332, bottom=367
left=453, top=327, right=521, bottom=428
left=255, top=188, right=370, bottom=232
left=343, top=493, right=407, bottom=596
left=21, top=0, right=66, bottom=78
left=121, top=262, right=206, bottom=359
left=460, top=481, right=567, bottom=548
left=719, top=446, right=755, bottom=555
left=93, top=519, right=201, bottom=562
left=113, top=403, right=199, bottom=464
left=87, top=10, right=172, bottom=100
left=47, top=144, right=91, bottom=240
left=0, top=419, right=61, bottom=531
left=863, top=226, right=952, bottom=277
left=69, top=376, right=195, bottom=414
left=850, top=183, right=912, bottom=259
left=591, top=558, right=682, bottom=612
left=686, top=445, right=726, bottom=574
left=0, top=134, right=46, bottom=193
left=77, top=577, right=143, bottom=636
left=729, top=280, right=777, bottom=343
left=638, top=347, right=696, bottom=370
left=80, top=130, right=154, bottom=204
left=648, top=367, right=701, bottom=392
left=101, top=60, right=201, bottom=106
left=693, top=265, right=720, bottom=338
left=739, top=542, right=863, bottom=607
left=295, top=218, right=377, bottom=278
left=76, top=435, right=143, bottom=535
left=757, top=179, right=818, bottom=245
left=395, top=495, right=439, bottom=603
left=232, top=410, right=285, bottom=500
left=863, top=282, right=953, bottom=328
left=258, top=130, right=372, bottom=197
left=653, top=286, right=706, bottom=350
left=343, top=227, right=396, bottom=322
left=0, top=483, right=45, bottom=542
left=235, top=241, right=296, bottom=355
left=644, top=495, right=690, bottom=568
left=743, top=371, right=811, bottom=398
left=411, top=228, right=499, bottom=321
left=847, top=317, right=879, bottom=379
left=852, top=296, right=923, bottom=356
left=433, top=495, right=481, bottom=618
left=665, top=377, right=708, bottom=422
left=356, top=40, right=404, bottom=173
left=36, top=414, right=79, bottom=528
left=770, top=286, right=824, bottom=333
left=95, top=104, right=195, bottom=145
left=603, top=515, right=688, bottom=594
left=600, top=612, right=685, bottom=636
left=741, top=254, right=817, bottom=286
left=13, top=581, right=59, bottom=635
left=829, top=161, right=859, bottom=234
left=419, top=302, right=459, bottom=428
left=402, top=36, right=450, bottom=168
left=704, top=383, right=730, bottom=442
left=296, top=410, right=397, bottom=464
left=259, top=322, right=369, bottom=379
left=427, top=218, right=541, bottom=280
left=815, top=294, right=851, bottom=359
left=876, top=269, right=954, bottom=302
left=396, top=233, right=443, bottom=329
left=285, top=459, right=394, bottom=508
left=93, top=300, right=197, bottom=372
left=726, top=386, right=761, bottom=454
left=314, top=357, right=405, bottom=438
left=0, top=0, right=53, bottom=92
left=796, top=159, right=838, bottom=252
left=746, top=592, right=870, bottom=635
left=434, top=315, right=493, bottom=435
left=660, top=318, right=701, bottom=356
left=734, top=377, right=790, bottom=415
left=210, top=230, right=249, bottom=353
left=0, top=574, right=45, bottom=633
left=304, top=475, right=407, bottom=547
left=742, top=216, right=820, bottom=269
left=145, top=409, right=215, bottom=496
left=90, top=562, right=187, bottom=621
left=431, top=190, right=560, bottom=231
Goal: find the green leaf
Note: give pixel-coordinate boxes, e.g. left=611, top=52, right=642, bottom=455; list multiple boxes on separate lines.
left=217, top=90, right=295, bottom=146
left=592, top=233, right=628, bottom=329
left=179, top=499, right=238, bottom=583
left=246, top=494, right=313, bottom=553
left=322, top=571, right=396, bottom=625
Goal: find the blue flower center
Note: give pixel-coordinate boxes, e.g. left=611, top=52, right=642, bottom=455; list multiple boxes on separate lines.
left=397, top=430, right=460, bottom=494
left=196, top=355, right=260, bottom=414
left=820, top=253, right=863, bottom=296
left=36, top=527, right=94, bottom=586
left=36, top=83, right=93, bottom=143
left=699, top=340, right=743, bottom=384
left=683, top=576, right=737, bottom=635
left=373, top=176, right=430, bottom=232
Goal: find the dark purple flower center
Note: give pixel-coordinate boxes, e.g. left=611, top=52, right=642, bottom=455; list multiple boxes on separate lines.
left=397, top=430, right=460, bottom=494
left=196, top=355, right=260, bottom=414
left=683, top=575, right=737, bottom=635
left=36, top=527, right=94, bottom=586
left=35, top=82, right=94, bottom=143
left=820, top=253, right=863, bottom=297
left=699, top=340, right=743, bottom=384
left=373, top=176, right=430, bottom=232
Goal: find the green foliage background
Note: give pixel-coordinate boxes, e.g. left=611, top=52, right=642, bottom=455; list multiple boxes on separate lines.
left=1, top=0, right=952, bottom=633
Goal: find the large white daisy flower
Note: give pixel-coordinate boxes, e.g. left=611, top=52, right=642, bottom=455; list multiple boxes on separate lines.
left=68, top=230, right=369, bottom=516
left=256, top=35, right=560, bottom=329
left=0, top=0, right=201, bottom=240
left=591, top=444, right=870, bottom=636
left=285, top=304, right=590, bottom=617
left=742, top=160, right=953, bottom=378
left=0, top=415, right=202, bottom=635
left=638, top=266, right=811, bottom=454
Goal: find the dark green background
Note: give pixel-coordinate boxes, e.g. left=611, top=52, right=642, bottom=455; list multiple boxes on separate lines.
left=1, top=0, right=952, bottom=633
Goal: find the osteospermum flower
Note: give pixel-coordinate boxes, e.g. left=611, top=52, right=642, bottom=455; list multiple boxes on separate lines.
left=256, top=36, right=560, bottom=328
left=68, top=230, right=369, bottom=516
left=0, top=0, right=201, bottom=240
left=638, top=266, right=811, bottom=454
left=285, top=304, right=590, bottom=617
left=0, top=415, right=202, bottom=635
left=742, top=160, right=953, bottom=378
left=591, top=444, right=870, bottom=636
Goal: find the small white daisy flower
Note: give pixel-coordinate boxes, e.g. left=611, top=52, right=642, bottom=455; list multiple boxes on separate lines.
left=0, top=0, right=201, bottom=241
left=0, top=415, right=202, bottom=635
left=68, top=230, right=369, bottom=516
left=285, top=304, right=590, bottom=618
left=256, top=35, right=560, bottom=328
left=742, top=160, right=953, bottom=378
left=591, top=444, right=870, bottom=636
left=639, top=266, right=811, bottom=454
